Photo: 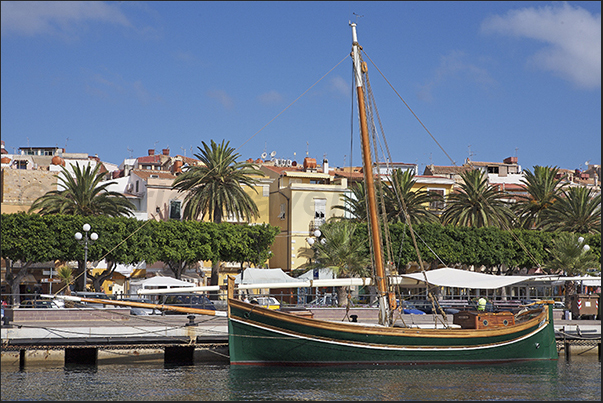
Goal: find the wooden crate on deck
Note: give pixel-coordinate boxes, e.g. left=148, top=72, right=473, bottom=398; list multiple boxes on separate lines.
left=453, top=310, right=515, bottom=329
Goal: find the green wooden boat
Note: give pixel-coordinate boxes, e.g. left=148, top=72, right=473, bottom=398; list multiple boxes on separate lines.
left=227, top=295, right=558, bottom=365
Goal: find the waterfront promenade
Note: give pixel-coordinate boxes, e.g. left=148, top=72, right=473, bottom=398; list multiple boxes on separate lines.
left=2, top=307, right=600, bottom=366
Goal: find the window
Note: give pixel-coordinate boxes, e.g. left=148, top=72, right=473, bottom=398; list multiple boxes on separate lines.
left=169, top=200, right=182, bottom=220
left=278, top=203, right=286, bottom=220
left=314, top=198, right=326, bottom=223
left=429, top=189, right=445, bottom=211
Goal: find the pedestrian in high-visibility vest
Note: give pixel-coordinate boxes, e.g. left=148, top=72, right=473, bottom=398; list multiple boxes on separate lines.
left=477, top=297, right=487, bottom=311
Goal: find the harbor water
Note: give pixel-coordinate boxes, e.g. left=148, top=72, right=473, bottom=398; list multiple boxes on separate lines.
left=1, top=354, right=600, bottom=401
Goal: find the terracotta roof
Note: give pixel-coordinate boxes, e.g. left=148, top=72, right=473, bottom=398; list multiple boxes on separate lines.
left=131, top=169, right=177, bottom=180
left=491, top=183, right=526, bottom=191
left=424, top=165, right=471, bottom=175
left=333, top=170, right=365, bottom=181
left=137, top=155, right=163, bottom=164
left=262, top=165, right=304, bottom=175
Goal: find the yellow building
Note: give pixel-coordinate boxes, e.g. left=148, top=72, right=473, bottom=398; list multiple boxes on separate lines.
left=261, top=157, right=347, bottom=273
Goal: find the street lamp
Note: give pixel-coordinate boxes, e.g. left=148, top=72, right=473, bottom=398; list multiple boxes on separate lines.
left=578, top=236, right=590, bottom=252
left=75, top=223, right=98, bottom=291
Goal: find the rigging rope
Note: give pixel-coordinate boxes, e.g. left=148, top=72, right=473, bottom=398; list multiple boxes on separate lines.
left=360, top=48, right=544, bottom=271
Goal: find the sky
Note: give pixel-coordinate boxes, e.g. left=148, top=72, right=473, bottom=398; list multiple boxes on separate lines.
left=1, top=1, right=601, bottom=173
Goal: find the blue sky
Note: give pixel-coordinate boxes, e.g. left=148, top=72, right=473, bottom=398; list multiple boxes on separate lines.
left=1, top=1, right=600, bottom=173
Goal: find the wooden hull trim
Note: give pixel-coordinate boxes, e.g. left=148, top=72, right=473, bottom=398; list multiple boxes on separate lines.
left=228, top=298, right=549, bottom=338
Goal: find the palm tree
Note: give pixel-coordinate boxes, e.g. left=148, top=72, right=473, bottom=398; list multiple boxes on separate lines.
left=441, top=169, right=515, bottom=228
left=171, top=139, right=265, bottom=287
left=540, top=186, right=601, bottom=234
left=332, top=182, right=368, bottom=221
left=28, top=162, right=136, bottom=217
left=301, top=220, right=371, bottom=307
left=543, top=232, right=600, bottom=309
left=384, top=169, right=441, bottom=224
left=513, top=165, right=566, bottom=229
left=56, top=266, right=75, bottom=308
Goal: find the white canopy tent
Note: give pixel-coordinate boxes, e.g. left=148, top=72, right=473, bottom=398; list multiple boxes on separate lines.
left=234, top=268, right=304, bottom=285
left=114, top=261, right=147, bottom=278
left=131, top=275, right=195, bottom=296
left=395, top=267, right=554, bottom=289
left=297, top=268, right=335, bottom=281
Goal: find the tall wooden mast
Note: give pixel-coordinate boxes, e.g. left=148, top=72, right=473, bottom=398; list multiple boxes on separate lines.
left=350, top=22, right=393, bottom=326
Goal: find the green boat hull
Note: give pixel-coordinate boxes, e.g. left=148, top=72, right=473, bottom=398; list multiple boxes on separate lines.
left=228, top=301, right=558, bottom=365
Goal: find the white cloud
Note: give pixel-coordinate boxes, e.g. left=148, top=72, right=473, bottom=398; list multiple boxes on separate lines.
left=1, top=1, right=131, bottom=37
left=85, top=67, right=162, bottom=105
left=417, top=50, right=496, bottom=102
left=481, top=2, right=601, bottom=89
left=329, top=75, right=350, bottom=97
left=207, top=89, right=234, bottom=110
left=257, top=90, right=284, bottom=105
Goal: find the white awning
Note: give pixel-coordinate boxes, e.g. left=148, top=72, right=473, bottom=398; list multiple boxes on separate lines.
left=134, top=275, right=195, bottom=289
left=396, top=267, right=542, bottom=290
left=297, top=268, right=335, bottom=281
left=234, top=268, right=304, bottom=285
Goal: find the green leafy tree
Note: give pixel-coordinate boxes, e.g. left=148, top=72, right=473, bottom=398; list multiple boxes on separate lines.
left=28, top=162, right=136, bottom=217
left=543, top=232, right=601, bottom=308
left=384, top=169, right=441, bottom=224
left=1, top=213, right=66, bottom=304
left=513, top=166, right=566, bottom=230
left=148, top=220, right=217, bottom=280
left=85, top=216, right=156, bottom=293
left=540, top=186, right=601, bottom=234
left=300, top=220, right=371, bottom=306
left=223, top=224, right=280, bottom=270
left=171, top=139, right=265, bottom=289
left=441, top=169, right=515, bottom=228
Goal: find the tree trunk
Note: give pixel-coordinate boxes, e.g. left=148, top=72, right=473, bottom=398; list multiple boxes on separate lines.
left=209, top=260, right=221, bottom=300
left=563, top=280, right=575, bottom=310
left=336, top=286, right=348, bottom=307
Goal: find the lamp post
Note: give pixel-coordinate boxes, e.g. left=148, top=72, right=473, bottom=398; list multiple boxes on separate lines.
left=75, top=223, right=98, bottom=291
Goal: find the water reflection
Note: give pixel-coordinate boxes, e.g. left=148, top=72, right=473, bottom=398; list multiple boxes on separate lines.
left=1, top=356, right=600, bottom=401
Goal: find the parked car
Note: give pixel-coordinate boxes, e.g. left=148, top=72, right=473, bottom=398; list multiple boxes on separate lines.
left=118, top=297, right=162, bottom=316
left=397, top=300, right=426, bottom=315
left=19, top=299, right=62, bottom=309
left=160, top=294, right=216, bottom=314
left=250, top=296, right=280, bottom=310
left=72, top=291, right=113, bottom=308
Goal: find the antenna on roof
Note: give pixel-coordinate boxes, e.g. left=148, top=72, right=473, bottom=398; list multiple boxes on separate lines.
left=467, top=144, right=475, bottom=161
left=353, top=12, right=364, bottom=22
left=180, top=146, right=186, bottom=157
left=261, top=152, right=267, bottom=159
left=127, top=147, right=133, bottom=158
left=270, top=151, right=276, bottom=158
